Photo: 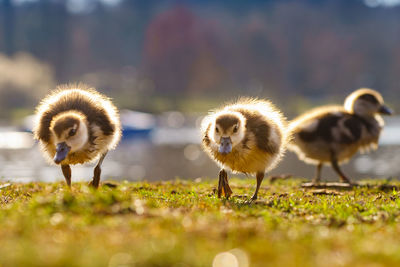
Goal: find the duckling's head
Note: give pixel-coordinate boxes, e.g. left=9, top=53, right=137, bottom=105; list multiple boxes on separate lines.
left=50, top=111, right=89, bottom=164
left=212, top=111, right=246, bottom=155
left=344, top=88, right=393, bottom=117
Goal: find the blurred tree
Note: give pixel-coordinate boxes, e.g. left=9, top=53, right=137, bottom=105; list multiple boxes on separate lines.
left=0, top=0, right=399, bottom=115
left=39, top=0, right=69, bottom=81
left=143, top=6, right=198, bottom=94
left=2, top=0, right=16, bottom=55
left=0, top=52, right=55, bottom=119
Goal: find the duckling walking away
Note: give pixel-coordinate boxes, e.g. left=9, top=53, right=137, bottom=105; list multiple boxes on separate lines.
left=34, top=84, right=121, bottom=188
left=201, top=98, right=288, bottom=201
left=288, top=88, right=392, bottom=184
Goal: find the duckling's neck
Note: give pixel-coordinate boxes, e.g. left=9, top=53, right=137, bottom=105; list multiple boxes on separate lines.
left=353, top=113, right=382, bottom=136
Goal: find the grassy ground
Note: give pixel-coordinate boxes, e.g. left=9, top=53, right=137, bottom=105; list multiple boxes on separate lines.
left=1, top=178, right=400, bottom=267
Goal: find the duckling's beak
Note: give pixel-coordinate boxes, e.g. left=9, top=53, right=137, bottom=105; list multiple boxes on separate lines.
left=379, top=105, right=393, bottom=115
left=54, top=142, right=71, bottom=164
left=219, top=137, right=232, bottom=154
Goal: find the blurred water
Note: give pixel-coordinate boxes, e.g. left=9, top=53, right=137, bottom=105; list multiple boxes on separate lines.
left=0, top=117, right=399, bottom=183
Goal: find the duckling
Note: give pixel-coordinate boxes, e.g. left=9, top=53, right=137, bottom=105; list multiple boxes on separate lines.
left=288, top=88, right=393, bottom=184
left=201, top=98, right=288, bottom=201
left=33, top=84, right=122, bottom=188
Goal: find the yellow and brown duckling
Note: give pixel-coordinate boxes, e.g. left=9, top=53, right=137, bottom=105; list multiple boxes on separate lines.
left=201, top=98, right=288, bottom=201
left=288, top=88, right=393, bottom=184
left=33, top=84, right=122, bottom=188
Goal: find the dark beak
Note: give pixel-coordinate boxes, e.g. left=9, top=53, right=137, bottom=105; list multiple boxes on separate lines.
left=54, top=142, right=71, bottom=164
left=219, top=137, right=232, bottom=154
left=379, top=105, right=393, bottom=115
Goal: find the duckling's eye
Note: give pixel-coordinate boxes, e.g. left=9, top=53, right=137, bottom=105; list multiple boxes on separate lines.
left=215, top=127, right=219, bottom=133
left=69, top=129, right=76, bottom=137
left=233, top=125, right=238, bottom=133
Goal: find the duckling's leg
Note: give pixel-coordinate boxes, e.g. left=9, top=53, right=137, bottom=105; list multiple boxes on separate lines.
left=330, top=153, right=351, bottom=184
left=89, top=152, right=107, bottom=188
left=312, top=163, right=323, bottom=184
left=251, top=172, right=264, bottom=201
left=217, top=170, right=224, bottom=198
left=217, top=169, right=232, bottom=198
left=223, top=172, right=233, bottom=198
left=61, top=164, right=71, bottom=187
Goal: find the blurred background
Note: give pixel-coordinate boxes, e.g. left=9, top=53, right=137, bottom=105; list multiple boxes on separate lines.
left=0, top=0, right=399, bottom=183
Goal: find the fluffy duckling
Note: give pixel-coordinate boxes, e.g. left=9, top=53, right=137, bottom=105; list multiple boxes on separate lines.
left=201, top=98, right=288, bottom=201
left=33, top=84, right=121, bottom=188
left=288, top=88, right=392, bottom=184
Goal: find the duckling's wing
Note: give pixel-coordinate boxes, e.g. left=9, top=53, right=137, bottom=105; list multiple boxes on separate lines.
left=293, top=110, right=362, bottom=145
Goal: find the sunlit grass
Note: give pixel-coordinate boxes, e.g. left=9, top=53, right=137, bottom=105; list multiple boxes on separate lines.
left=1, top=178, right=400, bottom=266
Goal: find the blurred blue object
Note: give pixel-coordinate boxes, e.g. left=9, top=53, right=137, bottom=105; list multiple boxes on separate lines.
left=120, top=110, right=156, bottom=140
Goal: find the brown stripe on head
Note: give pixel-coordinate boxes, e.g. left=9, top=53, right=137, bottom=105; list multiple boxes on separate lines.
left=51, top=112, right=82, bottom=138
left=358, top=93, right=380, bottom=105
left=215, top=114, right=240, bottom=131
left=344, top=88, right=384, bottom=113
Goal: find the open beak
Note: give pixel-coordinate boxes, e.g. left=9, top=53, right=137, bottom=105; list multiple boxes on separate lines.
left=379, top=105, right=393, bottom=115
left=54, top=142, right=71, bottom=164
left=219, top=137, right=232, bottom=154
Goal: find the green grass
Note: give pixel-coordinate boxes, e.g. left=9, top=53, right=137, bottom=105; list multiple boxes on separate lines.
left=1, top=178, right=400, bottom=267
